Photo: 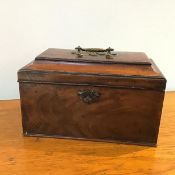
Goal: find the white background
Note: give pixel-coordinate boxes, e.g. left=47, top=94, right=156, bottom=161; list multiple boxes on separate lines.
left=0, top=0, right=174, bottom=99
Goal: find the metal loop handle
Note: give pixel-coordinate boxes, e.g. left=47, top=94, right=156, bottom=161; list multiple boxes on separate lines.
left=75, top=46, right=114, bottom=53
left=72, top=46, right=116, bottom=59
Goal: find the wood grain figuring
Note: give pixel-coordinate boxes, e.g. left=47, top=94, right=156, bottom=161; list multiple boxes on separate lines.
left=18, top=69, right=166, bottom=91
left=0, top=92, right=175, bottom=175
left=19, top=83, right=164, bottom=146
left=24, top=60, right=161, bottom=77
left=18, top=48, right=166, bottom=147
left=36, top=48, right=151, bottom=64
left=32, top=48, right=162, bottom=77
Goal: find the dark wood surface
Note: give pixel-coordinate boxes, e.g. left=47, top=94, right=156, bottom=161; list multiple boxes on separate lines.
left=21, top=48, right=165, bottom=78
left=18, top=50, right=166, bottom=91
left=36, top=48, right=151, bottom=64
left=0, top=92, right=175, bottom=175
left=21, top=59, right=161, bottom=77
left=20, top=83, right=165, bottom=146
left=18, top=48, right=166, bottom=146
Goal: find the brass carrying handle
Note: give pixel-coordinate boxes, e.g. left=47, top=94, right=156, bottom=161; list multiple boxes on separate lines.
left=72, top=46, right=116, bottom=59
left=75, top=46, right=114, bottom=53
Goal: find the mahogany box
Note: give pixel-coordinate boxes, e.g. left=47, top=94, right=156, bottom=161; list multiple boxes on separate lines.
left=18, top=47, right=166, bottom=146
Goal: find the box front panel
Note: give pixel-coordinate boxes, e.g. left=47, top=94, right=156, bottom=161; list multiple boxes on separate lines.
left=19, top=83, right=165, bottom=146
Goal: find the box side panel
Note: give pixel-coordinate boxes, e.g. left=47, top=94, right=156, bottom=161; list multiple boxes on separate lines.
left=19, top=82, right=165, bottom=146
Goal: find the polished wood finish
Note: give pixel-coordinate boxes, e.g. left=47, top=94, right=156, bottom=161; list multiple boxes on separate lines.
left=36, top=48, right=151, bottom=64
left=18, top=49, right=166, bottom=146
left=22, top=59, right=162, bottom=78
left=0, top=92, right=175, bottom=175
left=19, top=83, right=164, bottom=146
left=18, top=49, right=166, bottom=91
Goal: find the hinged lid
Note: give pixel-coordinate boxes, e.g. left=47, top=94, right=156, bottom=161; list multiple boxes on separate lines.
left=18, top=48, right=166, bottom=91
